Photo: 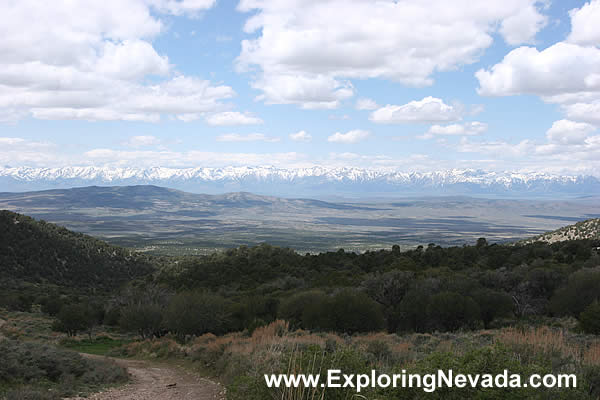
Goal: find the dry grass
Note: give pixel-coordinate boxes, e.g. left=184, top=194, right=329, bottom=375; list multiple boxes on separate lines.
left=583, top=342, right=600, bottom=366
left=496, top=326, right=600, bottom=366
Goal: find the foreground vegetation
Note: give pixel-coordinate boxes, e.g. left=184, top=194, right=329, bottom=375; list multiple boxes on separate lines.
left=0, top=339, right=128, bottom=400
left=109, top=320, right=600, bottom=399
left=3, top=310, right=599, bottom=399
left=2, top=211, right=600, bottom=398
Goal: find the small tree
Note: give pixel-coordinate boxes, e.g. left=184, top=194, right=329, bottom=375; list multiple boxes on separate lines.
left=551, top=269, right=600, bottom=317
left=329, top=290, right=385, bottom=334
left=279, top=290, right=326, bottom=329
left=119, top=303, right=164, bottom=339
left=164, top=291, right=230, bottom=338
left=298, top=292, right=334, bottom=331
left=397, top=289, right=431, bottom=333
left=580, top=302, right=600, bottom=335
left=427, top=291, right=481, bottom=332
left=41, top=295, right=64, bottom=316
left=52, top=304, right=91, bottom=337
left=472, top=289, right=513, bottom=328
left=302, top=290, right=384, bottom=334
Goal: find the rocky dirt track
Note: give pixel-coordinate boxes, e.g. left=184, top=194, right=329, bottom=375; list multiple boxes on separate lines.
left=68, top=356, right=226, bottom=400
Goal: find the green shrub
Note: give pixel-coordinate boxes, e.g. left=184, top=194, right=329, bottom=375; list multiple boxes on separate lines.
left=472, top=289, right=514, bottom=329
left=0, top=339, right=127, bottom=398
left=301, top=290, right=384, bottom=334
left=579, top=302, right=600, bottom=334
left=164, top=291, right=230, bottom=338
left=427, top=292, right=481, bottom=332
left=119, top=303, right=163, bottom=338
left=40, top=295, right=63, bottom=317
left=52, top=304, right=93, bottom=337
left=278, top=290, right=326, bottom=329
left=551, top=269, right=600, bottom=317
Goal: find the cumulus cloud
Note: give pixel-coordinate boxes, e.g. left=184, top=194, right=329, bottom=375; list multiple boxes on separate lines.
left=289, top=131, right=312, bottom=142
left=355, top=98, right=378, bottom=110
left=248, top=74, right=354, bottom=109
left=148, top=0, right=217, bottom=16
left=476, top=43, right=600, bottom=98
left=499, top=3, right=548, bottom=45
left=370, top=97, right=463, bottom=124
left=216, top=133, right=280, bottom=142
left=0, top=137, right=59, bottom=166
left=456, top=119, right=600, bottom=172
left=546, top=119, right=595, bottom=145
left=236, top=0, right=547, bottom=108
left=0, top=0, right=236, bottom=123
left=205, top=111, right=264, bottom=126
left=327, top=130, right=370, bottom=144
left=476, top=1, right=600, bottom=130
left=567, top=0, right=600, bottom=46
left=421, top=122, right=488, bottom=139
left=563, top=102, right=600, bottom=125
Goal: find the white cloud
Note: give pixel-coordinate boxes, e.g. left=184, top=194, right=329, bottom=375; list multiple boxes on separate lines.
left=421, top=122, right=488, bottom=139
left=249, top=74, right=354, bottom=109
left=289, top=131, right=312, bottom=142
left=237, top=0, right=547, bottom=108
left=476, top=2, right=600, bottom=129
left=0, top=137, right=26, bottom=146
left=499, top=3, right=548, bottom=45
left=476, top=0, right=600, bottom=141
left=0, top=137, right=59, bottom=166
left=370, top=97, right=463, bottom=124
left=456, top=121, right=600, bottom=172
left=216, top=133, right=280, bottom=142
left=122, top=135, right=162, bottom=147
left=546, top=119, right=595, bottom=145
left=476, top=43, right=600, bottom=98
left=148, top=0, right=217, bottom=16
left=327, top=129, right=370, bottom=144
left=0, top=0, right=235, bottom=123
left=563, top=101, right=600, bottom=125
left=355, top=98, right=378, bottom=110
left=2, top=135, right=599, bottom=174
left=94, top=40, right=170, bottom=81
left=83, top=149, right=303, bottom=168
left=205, top=111, right=264, bottom=126
left=567, top=0, right=600, bottom=46
left=457, top=138, right=535, bottom=157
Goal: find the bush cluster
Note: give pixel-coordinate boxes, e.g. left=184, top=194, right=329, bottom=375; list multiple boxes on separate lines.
left=0, top=339, right=128, bottom=399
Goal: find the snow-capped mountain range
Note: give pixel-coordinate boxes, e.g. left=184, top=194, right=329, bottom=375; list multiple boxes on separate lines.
left=1, top=166, right=599, bottom=198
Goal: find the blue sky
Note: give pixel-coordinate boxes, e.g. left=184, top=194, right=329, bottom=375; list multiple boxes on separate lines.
left=1, top=0, right=599, bottom=175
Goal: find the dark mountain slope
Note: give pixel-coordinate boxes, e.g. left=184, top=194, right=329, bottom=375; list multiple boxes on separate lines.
left=0, top=210, right=155, bottom=290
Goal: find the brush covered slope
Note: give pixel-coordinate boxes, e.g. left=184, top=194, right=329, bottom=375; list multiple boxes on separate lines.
left=0, top=210, right=155, bottom=290
left=524, top=218, right=600, bottom=244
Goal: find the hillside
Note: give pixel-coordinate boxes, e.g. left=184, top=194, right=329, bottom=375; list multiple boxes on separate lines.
left=523, top=218, right=600, bottom=244
left=0, top=210, right=155, bottom=290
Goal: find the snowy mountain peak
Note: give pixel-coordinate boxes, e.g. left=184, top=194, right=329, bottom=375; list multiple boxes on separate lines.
left=0, top=166, right=598, bottom=198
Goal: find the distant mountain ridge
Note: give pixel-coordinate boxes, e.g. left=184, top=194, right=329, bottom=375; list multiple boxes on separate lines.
left=1, top=166, right=599, bottom=198
left=522, top=218, right=600, bottom=244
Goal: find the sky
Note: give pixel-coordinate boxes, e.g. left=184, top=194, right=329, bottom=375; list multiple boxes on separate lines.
left=1, top=0, right=600, bottom=176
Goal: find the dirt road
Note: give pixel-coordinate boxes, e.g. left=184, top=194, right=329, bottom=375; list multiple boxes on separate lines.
left=69, top=357, right=226, bottom=400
